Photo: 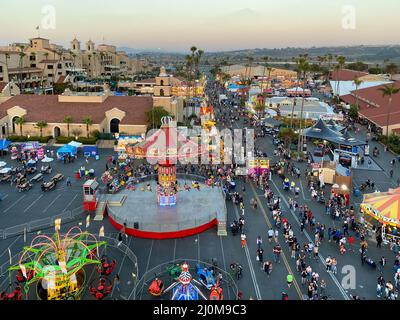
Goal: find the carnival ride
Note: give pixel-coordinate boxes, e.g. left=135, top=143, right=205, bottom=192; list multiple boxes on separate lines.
left=5, top=225, right=107, bottom=300
left=148, top=262, right=219, bottom=300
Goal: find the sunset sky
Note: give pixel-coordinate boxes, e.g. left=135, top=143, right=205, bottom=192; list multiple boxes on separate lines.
left=0, top=0, right=398, bottom=52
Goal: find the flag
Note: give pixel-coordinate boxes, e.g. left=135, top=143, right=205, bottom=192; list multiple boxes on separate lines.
left=86, top=215, right=90, bottom=228
left=99, top=226, right=105, bottom=237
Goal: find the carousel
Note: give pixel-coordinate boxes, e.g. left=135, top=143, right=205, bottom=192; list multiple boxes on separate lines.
left=361, top=188, right=400, bottom=241
left=106, top=116, right=228, bottom=239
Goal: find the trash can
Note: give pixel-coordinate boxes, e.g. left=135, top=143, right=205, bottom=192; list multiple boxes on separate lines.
left=75, top=171, right=80, bottom=180
left=353, top=188, right=361, bottom=197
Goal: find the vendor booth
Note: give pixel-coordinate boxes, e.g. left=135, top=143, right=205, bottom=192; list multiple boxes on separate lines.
left=361, top=188, right=400, bottom=243
left=83, top=146, right=98, bottom=158
left=57, top=144, right=77, bottom=159
left=247, top=158, right=270, bottom=177
left=0, top=139, right=11, bottom=155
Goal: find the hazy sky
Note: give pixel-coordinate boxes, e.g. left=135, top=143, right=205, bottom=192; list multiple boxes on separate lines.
left=0, top=0, right=399, bottom=52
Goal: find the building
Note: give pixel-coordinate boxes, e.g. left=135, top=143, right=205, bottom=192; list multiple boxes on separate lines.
left=341, top=82, right=400, bottom=134
left=0, top=36, right=148, bottom=93
left=0, top=90, right=153, bottom=138
left=0, top=81, right=20, bottom=104
left=329, top=69, right=391, bottom=96
left=0, top=68, right=184, bottom=138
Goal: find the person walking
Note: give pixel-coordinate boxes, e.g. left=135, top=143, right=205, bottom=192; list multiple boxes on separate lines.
left=241, top=233, right=247, bottom=249
left=287, top=274, right=294, bottom=288
left=257, top=247, right=264, bottom=264
left=379, top=256, right=386, bottom=273
left=113, top=274, right=121, bottom=294
left=256, top=236, right=263, bottom=250
left=66, top=177, right=72, bottom=187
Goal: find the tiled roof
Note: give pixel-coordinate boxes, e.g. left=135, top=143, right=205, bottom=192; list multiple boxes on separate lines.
left=0, top=95, right=153, bottom=125
left=330, top=69, right=368, bottom=81
left=341, top=82, right=400, bottom=127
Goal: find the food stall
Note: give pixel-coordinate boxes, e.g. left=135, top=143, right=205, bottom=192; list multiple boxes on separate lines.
left=361, top=188, right=400, bottom=242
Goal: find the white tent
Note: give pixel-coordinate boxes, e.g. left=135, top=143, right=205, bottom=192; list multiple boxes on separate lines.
left=68, top=141, right=83, bottom=148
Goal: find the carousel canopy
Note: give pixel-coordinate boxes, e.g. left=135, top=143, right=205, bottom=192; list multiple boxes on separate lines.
left=126, top=117, right=205, bottom=165
left=362, top=188, right=400, bottom=227
left=302, top=119, right=343, bottom=141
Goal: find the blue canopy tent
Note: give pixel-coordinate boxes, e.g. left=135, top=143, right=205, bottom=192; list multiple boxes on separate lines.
left=83, top=146, right=98, bottom=158
left=57, top=144, right=77, bottom=159
left=0, top=139, right=11, bottom=150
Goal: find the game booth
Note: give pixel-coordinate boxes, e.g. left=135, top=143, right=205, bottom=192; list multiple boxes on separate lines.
left=361, top=188, right=400, bottom=243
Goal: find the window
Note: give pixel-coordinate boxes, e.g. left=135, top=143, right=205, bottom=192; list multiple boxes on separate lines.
left=30, top=64, right=36, bottom=68
left=57, top=64, right=62, bottom=69
left=47, top=65, right=53, bottom=70
left=0, top=66, right=2, bottom=73
left=58, top=72, right=62, bottom=75
left=48, top=74, right=53, bottom=77
left=0, top=77, right=3, bottom=81
left=30, top=55, right=35, bottom=61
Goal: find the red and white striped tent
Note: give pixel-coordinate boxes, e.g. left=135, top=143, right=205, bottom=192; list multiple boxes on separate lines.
left=126, top=117, right=206, bottom=165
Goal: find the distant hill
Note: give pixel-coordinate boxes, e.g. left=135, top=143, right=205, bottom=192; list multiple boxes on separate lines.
left=204, top=45, right=400, bottom=63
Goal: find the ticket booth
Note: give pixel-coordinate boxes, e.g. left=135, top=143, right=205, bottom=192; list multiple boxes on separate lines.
left=83, top=180, right=99, bottom=212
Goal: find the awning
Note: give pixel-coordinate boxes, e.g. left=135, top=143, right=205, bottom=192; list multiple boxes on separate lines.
left=302, top=119, right=343, bottom=141
left=68, top=141, right=83, bottom=148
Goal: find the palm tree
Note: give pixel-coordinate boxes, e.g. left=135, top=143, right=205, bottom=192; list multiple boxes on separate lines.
left=63, top=116, right=73, bottom=137
left=297, top=57, right=310, bottom=154
left=353, top=77, right=363, bottom=110
left=254, top=100, right=266, bottom=119
left=267, top=66, right=273, bottom=89
left=261, top=56, right=269, bottom=95
left=247, top=56, right=254, bottom=80
left=378, top=85, right=400, bottom=138
left=14, top=116, right=25, bottom=136
left=82, top=117, right=93, bottom=138
left=35, top=121, right=48, bottom=137
left=335, top=56, right=346, bottom=97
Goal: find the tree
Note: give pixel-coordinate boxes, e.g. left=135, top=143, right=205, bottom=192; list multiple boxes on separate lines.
left=4, top=53, right=11, bottom=95
left=348, top=104, right=359, bottom=120
left=385, top=63, right=399, bottom=80
left=145, top=106, right=172, bottom=128
left=63, top=116, right=73, bottom=137
left=353, top=77, right=363, bottom=109
left=378, top=85, right=400, bottom=138
left=35, top=121, right=48, bottom=138
left=261, top=56, right=269, bottom=96
left=335, top=56, right=346, bottom=96
left=253, top=100, right=266, bottom=118
left=14, top=116, right=25, bottom=136
left=82, top=117, right=93, bottom=138
left=278, top=128, right=299, bottom=149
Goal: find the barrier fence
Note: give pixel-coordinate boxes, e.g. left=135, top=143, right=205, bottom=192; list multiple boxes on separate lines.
left=0, top=207, right=84, bottom=240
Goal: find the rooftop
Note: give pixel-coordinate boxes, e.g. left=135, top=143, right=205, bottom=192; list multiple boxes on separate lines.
left=0, top=95, right=153, bottom=125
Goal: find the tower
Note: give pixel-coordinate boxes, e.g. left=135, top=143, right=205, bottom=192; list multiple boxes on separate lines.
left=86, top=40, right=95, bottom=52
left=154, top=67, right=172, bottom=97
left=70, top=37, right=81, bottom=52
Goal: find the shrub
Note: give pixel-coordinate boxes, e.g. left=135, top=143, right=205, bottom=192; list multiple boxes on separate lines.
left=56, top=136, right=75, bottom=144
left=8, top=135, right=27, bottom=142
left=27, top=136, right=52, bottom=143
left=77, top=137, right=97, bottom=145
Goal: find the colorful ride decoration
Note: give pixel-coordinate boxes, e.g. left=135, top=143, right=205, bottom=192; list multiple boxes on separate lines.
left=361, top=188, right=400, bottom=228
left=8, top=225, right=106, bottom=300
left=126, top=117, right=205, bottom=207
left=163, top=262, right=209, bottom=300
left=83, top=179, right=99, bottom=212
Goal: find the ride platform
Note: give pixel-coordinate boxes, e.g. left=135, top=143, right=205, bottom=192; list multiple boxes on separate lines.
left=106, top=179, right=227, bottom=239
